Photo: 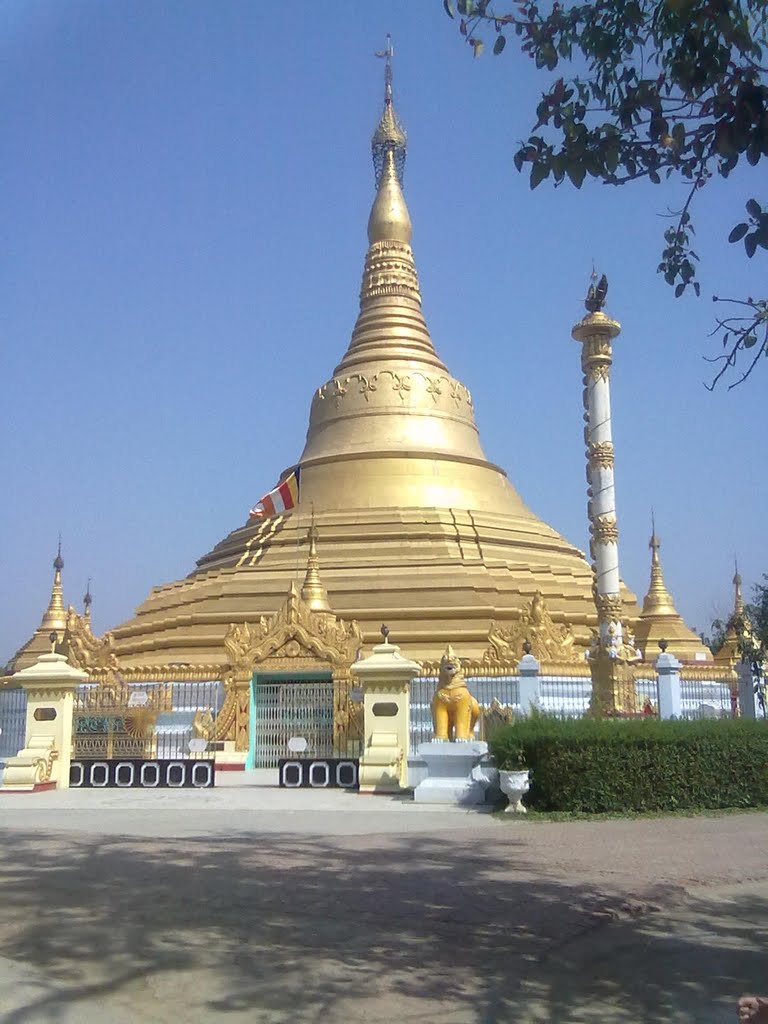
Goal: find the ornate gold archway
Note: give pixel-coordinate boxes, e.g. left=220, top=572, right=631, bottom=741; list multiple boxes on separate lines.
left=213, top=583, right=364, bottom=752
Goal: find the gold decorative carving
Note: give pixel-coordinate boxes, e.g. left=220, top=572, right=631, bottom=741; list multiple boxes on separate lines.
left=315, top=370, right=471, bottom=410
left=587, top=625, right=642, bottom=715
left=223, top=584, right=363, bottom=679
left=60, top=607, right=118, bottom=677
left=209, top=691, right=236, bottom=743
left=581, top=336, right=613, bottom=362
left=331, top=379, right=348, bottom=406
left=333, top=678, right=363, bottom=753
left=480, top=698, right=515, bottom=740
left=483, top=592, right=581, bottom=666
left=595, top=592, right=623, bottom=625
left=431, top=646, right=480, bottom=742
left=36, top=748, right=58, bottom=784
left=588, top=441, right=614, bottom=469
left=592, top=515, right=619, bottom=545
left=221, top=584, right=364, bottom=752
left=192, top=708, right=215, bottom=741
left=360, top=239, right=421, bottom=304
left=236, top=684, right=250, bottom=752
left=587, top=363, right=611, bottom=383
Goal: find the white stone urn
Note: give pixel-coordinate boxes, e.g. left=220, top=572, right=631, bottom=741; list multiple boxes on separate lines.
left=499, top=769, right=530, bottom=814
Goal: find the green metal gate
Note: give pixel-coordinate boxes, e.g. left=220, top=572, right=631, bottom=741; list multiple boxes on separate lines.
left=250, top=674, right=334, bottom=769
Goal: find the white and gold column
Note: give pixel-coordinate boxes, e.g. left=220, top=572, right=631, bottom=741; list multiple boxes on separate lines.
left=572, top=275, right=637, bottom=713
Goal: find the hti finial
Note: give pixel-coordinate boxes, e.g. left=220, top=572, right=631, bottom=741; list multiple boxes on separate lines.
left=375, top=34, right=394, bottom=102
left=585, top=271, right=608, bottom=313
left=84, top=577, right=93, bottom=613
left=53, top=535, right=64, bottom=572
left=372, top=34, right=406, bottom=188
left=649, top=509, right=660, bottom=556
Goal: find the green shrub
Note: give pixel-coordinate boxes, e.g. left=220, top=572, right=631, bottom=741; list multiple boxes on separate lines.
left=489, top=716, right=768, bottom=813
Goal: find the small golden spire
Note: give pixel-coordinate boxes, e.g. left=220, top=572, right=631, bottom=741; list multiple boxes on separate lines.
left=301, top=521, right=332, bottom=613
left=641, top=520, right=676, bottom=617
left=40, top=539, right=67, bottom=634
left=83, top=578, right=93, bottom=619
left=634, top=516, right=712, bottom=661
left=733, top=559, right=744, bottom=616
left=714, top=558, right=754, bottom=666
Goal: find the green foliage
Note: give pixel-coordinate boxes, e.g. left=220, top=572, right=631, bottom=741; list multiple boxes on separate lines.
left=749, top=576, right=768, bottom=647
left=447, top=0, right=768, bottom=386
left=489, top=716, right=768, bottom=812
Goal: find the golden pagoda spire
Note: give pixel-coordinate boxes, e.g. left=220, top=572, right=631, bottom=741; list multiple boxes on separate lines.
left=641, top=513, right=676, bottom=617
left=733, top=560, right=744, bottom=617
left=634, top=516, right=712, bottom=662
left=714, top=559, right=753, bottom=667
left=83, top=578, right=93, bottom=620
left=329, top=39, right=447, bottom=377
left=40, top=539, right=67, bottom=635
left=300, top=519, right=332, bottom=613
left=368, top=38, right=411, bottom=247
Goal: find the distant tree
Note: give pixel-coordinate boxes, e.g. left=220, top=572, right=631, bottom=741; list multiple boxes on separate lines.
left=445, top=0, right=768, bottom=387
left=745, top=575, right=768, bottom=654
left=701, top=619, right=728, bottom=655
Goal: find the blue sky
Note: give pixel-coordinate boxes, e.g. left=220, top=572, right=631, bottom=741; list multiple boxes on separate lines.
left=2, top=0, right=765, bottom=663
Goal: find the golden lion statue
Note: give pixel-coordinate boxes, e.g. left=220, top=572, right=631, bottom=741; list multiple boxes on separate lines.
left=431, top=645, right=480, bottom=742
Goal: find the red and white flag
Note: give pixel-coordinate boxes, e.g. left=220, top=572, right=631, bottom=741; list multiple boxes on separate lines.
left=249, top=468, right=300, bottom=520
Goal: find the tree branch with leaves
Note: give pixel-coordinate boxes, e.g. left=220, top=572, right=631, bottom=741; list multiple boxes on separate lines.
left=444, top=0, right=768, bottom=386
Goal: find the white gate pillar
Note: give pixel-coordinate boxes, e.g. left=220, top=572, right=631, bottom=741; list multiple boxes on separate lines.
left=655, top=644, right=682, bottom=720
left=517, top=649, right=541, bottom=714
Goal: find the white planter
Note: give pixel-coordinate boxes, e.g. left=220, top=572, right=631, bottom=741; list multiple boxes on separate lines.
left=499, top=769, right=530, bottom=814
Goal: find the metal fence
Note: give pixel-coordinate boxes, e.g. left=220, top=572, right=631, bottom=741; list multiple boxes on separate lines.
left=539, top=675, right=592, bottom=717
left=679, top=674, right=735, bottom=719
left=74, top=679, right=223, bottom=761
left=154, top=680, right=224, bottom=759
left=634, top=676, right=660, bottom=714
left=0, top=687, right=27, bottom=761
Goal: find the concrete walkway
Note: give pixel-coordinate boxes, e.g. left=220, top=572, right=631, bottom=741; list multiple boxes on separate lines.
left=0, top=774, right=766, bottom=1022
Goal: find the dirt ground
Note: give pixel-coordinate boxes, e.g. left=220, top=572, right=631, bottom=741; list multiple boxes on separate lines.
left=0, top=788, right=766, bottom=1023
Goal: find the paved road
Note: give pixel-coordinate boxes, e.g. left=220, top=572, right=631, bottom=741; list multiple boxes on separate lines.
left=0, top=777, right=766, bottom=1023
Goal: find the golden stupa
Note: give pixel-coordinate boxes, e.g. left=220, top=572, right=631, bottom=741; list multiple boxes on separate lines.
left=633, top=521, right=712, bottom=663
left=110, top=63, right=640, bottom=669
left=6, top=544, right=69, bottom=673
left=713, top=564, right=753, bottom=668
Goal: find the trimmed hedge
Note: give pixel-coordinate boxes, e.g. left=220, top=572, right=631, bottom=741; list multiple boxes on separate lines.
left=489, top=716, right=768, bottom=813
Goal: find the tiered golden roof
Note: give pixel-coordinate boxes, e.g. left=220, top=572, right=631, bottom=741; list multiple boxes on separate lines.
left=107, top=62, right=642, bottom=668
left=634, top=521, right=712, bottom=663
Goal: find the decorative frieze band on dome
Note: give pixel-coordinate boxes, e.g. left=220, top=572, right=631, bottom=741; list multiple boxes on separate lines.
left=360, top=239, right=421, bottom=304
left=314, top=369, right=473, bottom=410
